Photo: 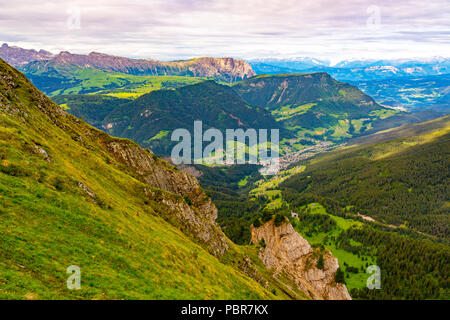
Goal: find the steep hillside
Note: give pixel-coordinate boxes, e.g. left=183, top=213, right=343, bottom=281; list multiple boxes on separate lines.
left=233, top=73, right=394, bottom=142
left=103, top=80, right=286, bottom=155
left=0, top=58, right=276, bottom=299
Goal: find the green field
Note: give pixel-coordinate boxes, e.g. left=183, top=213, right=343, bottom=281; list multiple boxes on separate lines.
left=291, top=203, right=375, bottom=290
left=250, top=166, right=305, bottom=209
left=27, top=66, right=208, bottom=98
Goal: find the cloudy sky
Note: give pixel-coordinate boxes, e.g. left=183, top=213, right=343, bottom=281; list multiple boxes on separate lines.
left=1, top=0, right=449, bottom=62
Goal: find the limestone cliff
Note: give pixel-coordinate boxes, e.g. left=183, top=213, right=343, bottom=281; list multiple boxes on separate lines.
left=186, top=57, right=256, bottom=82
left=251, top=220, right=351, bottom=300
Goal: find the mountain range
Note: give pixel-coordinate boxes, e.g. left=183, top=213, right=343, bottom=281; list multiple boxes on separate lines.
left=23, top=51, right=255, bottom=81
left=3, top=44, right=446, bottom=158
left=0, top=44, right=255, bottom=83
left=0, top=43, right=54, bottom=66
left=0, top=39, right=449, bottom=301
left=2, top=43, right=449, bottom=114
left=248, top=57, right=450, bottom=112
left=52, top=73, right=391, bottom=155
left=249, top=57, right=450, bottom=80
left=0, top=56, right=354, bottom=300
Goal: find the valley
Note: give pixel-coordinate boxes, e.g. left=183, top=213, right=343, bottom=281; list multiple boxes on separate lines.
left=249, top=58, right=450, bottom=113
left=0, top=44, right=448, bottom=301
left=196, top=115, right=449, bottom=299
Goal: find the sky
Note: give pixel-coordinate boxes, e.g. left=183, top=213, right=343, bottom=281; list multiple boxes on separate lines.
left=0, top=0, right=449, bottom=62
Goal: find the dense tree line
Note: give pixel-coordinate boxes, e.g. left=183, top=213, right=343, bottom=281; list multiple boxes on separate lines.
left=282, top=132, right=450, bottom=239
left=196, top=164, right=265, bottom=244
left=342, top=227, right=449, bottom=299
left=294, top=210, right=337, bottom=236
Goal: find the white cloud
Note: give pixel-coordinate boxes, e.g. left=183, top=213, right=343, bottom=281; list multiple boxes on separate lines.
left=0, top=0, right=449, bottom=61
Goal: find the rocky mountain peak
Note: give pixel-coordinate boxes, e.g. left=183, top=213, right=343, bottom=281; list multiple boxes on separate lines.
left=0, top=43, right=54, bottom=67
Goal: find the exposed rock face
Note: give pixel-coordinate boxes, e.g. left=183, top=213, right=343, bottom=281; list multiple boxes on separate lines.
left=0, top=43, right=54, bottom=67
left=21, top=50, right=255, bottom=82
left=173, top=163, right=203, bottom=178
left=187, top=57, right=256, bottom=82
left=105, top=139, right=229, bottom=256
left=251, top=220, right=351, bottom=300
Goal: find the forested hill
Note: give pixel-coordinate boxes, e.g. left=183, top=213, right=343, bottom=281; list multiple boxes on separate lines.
left=232, top=73, right=394, bottom=142
left=103, top=80, right=287, bottom=155
left=233, top=73, right=380, bottom=113
left=282, top=115, right=450, bottom=239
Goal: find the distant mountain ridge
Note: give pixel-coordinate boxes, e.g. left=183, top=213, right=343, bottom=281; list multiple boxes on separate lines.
left=0, top=43, right=54, bottom=66
left=248, top=58, right=450, bottom=112
left=23, top=51, right=255, bottom=81
left=0, top=44, right=256, bottom=94
left=352, top=74, right=450, bottom=112
left=249, top=57, right=450, bottom=80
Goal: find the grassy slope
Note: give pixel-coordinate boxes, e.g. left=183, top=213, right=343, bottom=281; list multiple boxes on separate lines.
left=21, top=65, right=208, bottom=97
left=0, top=59, right=277, bottom=300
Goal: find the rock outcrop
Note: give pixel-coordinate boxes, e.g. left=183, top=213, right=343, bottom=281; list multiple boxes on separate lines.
left=251, top=220, right=351, bottom=300
left=187, top=57, right=256, bottom=82
left=105, top=139, right=229, bottom=256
